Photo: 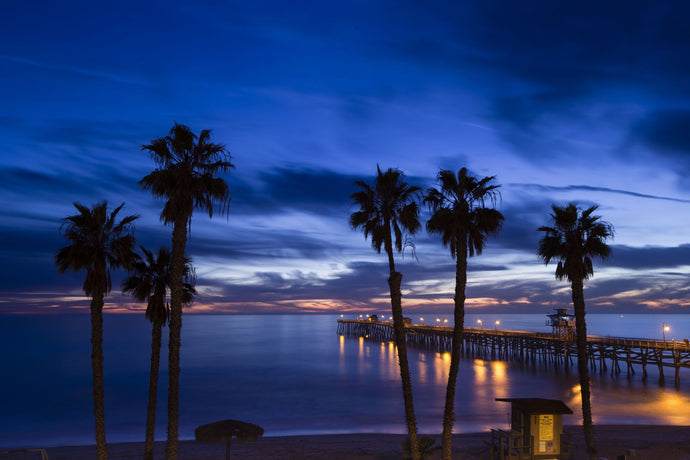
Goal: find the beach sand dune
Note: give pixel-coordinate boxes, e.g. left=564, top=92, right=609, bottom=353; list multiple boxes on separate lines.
left=25, top=425, right=690, bottom=459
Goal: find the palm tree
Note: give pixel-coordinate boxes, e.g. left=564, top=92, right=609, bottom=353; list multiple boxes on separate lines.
left=55, top=202, right=138, bottom=460
left=537, top=203, right=613, bottom=460
left=424, top=168, right=503, bottom=460
left=350, top=166, right=422, bottom=460
left=122, top=246, right=196, bottom=460
left=140, top=122, right=233, bottom=459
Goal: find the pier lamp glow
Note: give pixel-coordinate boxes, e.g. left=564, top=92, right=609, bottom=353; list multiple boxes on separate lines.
left=436, top=318, right=441, bottom=324
left=663, top=322, right=670, bottom=342
left=495, top=320, right=500, bottom=332
left=420, top=317, right=424, bottom=323
left=444, top=319, right=448, bottom=325
left=477, top=319, right=483, bottom=329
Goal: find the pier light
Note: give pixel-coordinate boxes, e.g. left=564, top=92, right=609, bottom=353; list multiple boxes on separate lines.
left=436, top=318, right=441, bottom=324
left=495, top=320, right=500, bottom=332
left=420, top=317, right=424, bottom=323
left=444, top=319, right=448, bottom=324
left=477, top=319, right=483, bottom=329
left=663, top=322, right=670, bottom=342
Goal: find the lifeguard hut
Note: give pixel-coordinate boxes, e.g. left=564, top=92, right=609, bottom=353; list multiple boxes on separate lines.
left=546, top=309, right=576, bottom=341
left=490, top=398, right=573, bottom=459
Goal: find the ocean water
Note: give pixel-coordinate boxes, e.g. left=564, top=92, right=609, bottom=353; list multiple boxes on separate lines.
left=1, top=313, right=690, bottom=449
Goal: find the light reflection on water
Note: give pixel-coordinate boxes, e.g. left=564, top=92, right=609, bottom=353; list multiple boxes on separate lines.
left=338, top=319, right=690, bottom=433
left=2, top=313, right=690, bottom=449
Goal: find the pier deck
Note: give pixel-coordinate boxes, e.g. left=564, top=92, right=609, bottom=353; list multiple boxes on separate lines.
left=336, top=319, right=690, bottom=385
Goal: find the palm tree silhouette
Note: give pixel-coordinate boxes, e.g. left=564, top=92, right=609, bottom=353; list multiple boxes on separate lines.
left=140, top=122, right=233, bottom=459
left=424, top=168, right=503, bottom=460
left=350, top=166, right=422, bottom=460
left=122, top=246, right=196, bottom=460
left=537, top=203, right=613, bottom=460
left=55, top=202, right=138, bottom=460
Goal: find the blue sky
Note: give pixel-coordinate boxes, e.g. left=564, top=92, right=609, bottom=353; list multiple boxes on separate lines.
left=1, top=1, right=689, bottom=315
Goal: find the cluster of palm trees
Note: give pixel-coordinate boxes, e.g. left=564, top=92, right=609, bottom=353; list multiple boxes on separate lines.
left=56, top=123, right=232, bottom=460
left=54, top=121, right=612, bottom=460
left=350, top=166, right=613, bottom=460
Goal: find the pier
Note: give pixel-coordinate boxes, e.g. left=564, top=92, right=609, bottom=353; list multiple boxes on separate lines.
left=336, top=319, right=690, bottom=385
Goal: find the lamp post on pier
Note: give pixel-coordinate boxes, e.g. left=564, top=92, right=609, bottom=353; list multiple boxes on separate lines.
left=494, top=320, right=500, bottom=332
left=477, top=319, right=483, bottom=329
left=663, top=322, right=670, bottom=342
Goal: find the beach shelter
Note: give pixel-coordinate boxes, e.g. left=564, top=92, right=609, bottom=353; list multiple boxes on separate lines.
left=194, top=419, right=264, bottom=460
left=496, top=398, right=572, bottom=459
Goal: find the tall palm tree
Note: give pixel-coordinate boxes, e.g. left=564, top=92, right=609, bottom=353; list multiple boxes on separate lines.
left=424, top=168, right=503, bottom=460
left=140, top=122, right=233, bottom=459
left=537, top=203, right=613, bottom=460
left=122, top=246, right=196, bottom=460
left=55, top=202, right=138, bottom=460
left=350, top=166, right=422, bottom=460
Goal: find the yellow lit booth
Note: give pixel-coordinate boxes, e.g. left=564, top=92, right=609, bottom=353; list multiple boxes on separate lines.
left=492, top=398, right=573, bottom=459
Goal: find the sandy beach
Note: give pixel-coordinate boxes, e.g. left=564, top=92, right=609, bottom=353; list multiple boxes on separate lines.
left=8, top=425, right=686, bottom=459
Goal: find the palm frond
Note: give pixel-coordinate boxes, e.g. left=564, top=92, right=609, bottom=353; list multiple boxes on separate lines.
left=537, top=202, right=614, bottom=282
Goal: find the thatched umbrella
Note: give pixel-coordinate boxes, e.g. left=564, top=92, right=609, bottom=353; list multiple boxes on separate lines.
left=194, top=419, right=264, bottom=460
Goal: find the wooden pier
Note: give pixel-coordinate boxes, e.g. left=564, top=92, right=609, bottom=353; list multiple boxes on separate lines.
left=336, top=319, right=690, bottom=385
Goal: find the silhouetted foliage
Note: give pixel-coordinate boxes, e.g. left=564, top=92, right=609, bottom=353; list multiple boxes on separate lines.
left=122, top=246, right=196, bottom=460
left=424, top=167, right=503, bottom=460
left=55, top=201, right=138, bottom=460
left=140, top=122, right=233, bottom=460
left=538, top=203, right=613, bottom=460
left=403, top=436, right=441, bottom=460
left=350, top=165, right=422, bottom=460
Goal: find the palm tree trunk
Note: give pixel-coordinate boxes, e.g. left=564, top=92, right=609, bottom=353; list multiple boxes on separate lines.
left=571, top=278, right=596, bottom=459
left=388, top=271, right=420, bottom=460
left=90, top=293, right=109, bottom=460
left=441, top=239, right=467, bottom=460
left=165, top=217, right=189, bottom=460
left=144, top=319, right=163, bottom=460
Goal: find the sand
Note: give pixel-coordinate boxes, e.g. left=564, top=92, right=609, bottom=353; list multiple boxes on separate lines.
left=7, top=426, right=690, bottom=459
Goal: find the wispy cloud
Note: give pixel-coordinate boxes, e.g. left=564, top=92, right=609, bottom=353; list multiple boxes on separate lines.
left=0, top=54, right=151, bottom=87
left=510, top=183, right=690, bottom=204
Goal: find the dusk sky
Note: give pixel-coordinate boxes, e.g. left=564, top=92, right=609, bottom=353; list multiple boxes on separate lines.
left=2, top=1, right=689, bottom=315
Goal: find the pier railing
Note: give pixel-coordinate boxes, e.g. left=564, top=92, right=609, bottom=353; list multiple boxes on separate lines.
left=336, top=319, right=690, bottom=385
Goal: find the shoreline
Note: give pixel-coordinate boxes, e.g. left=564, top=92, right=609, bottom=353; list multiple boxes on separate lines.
left=11, top=425, right=690, bottom=459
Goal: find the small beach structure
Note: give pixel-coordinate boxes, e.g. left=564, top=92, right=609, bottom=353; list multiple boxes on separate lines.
left=546, top=309, right=576, bottom=341
left=194, top=419, right=264, bottom=460
left=489, top=398, right=573, bottom=459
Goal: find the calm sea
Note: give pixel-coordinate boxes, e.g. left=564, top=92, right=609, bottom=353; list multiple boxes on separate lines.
left=2, top=313, right=690, bottom=449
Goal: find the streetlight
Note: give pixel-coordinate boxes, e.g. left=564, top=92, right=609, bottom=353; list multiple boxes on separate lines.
left=663, top=322, right=670, bottom=342
left=443, top=319, right=448, bottom=325
left=477, top=319, right=483, bottom=329
left=495, top=320, right=500, bottom=332
left=420, top=317, right=424, bottom=324
left=436, top=318, right=441, bottom=325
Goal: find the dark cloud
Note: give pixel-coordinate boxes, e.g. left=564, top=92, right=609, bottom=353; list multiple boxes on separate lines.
left=631, top=109, right=690, bottom=170
left=609, top=244, right=690, bottom=269
left=260, top=168, right=360, bottom=213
